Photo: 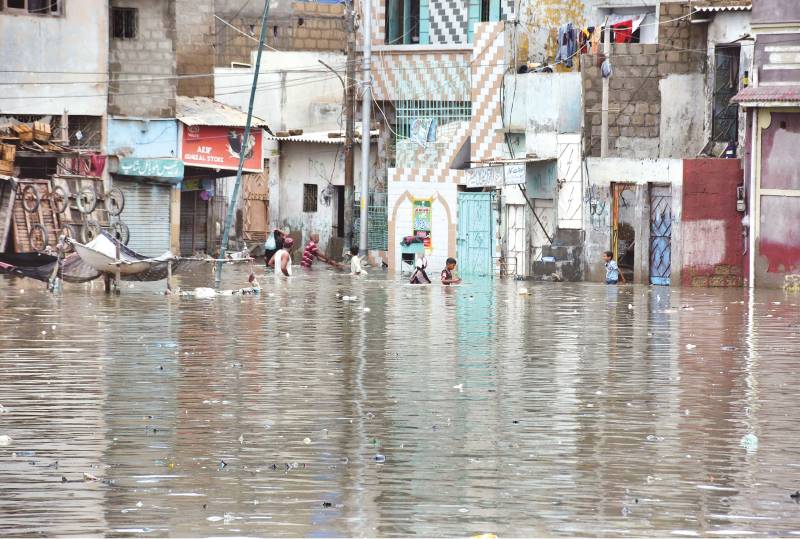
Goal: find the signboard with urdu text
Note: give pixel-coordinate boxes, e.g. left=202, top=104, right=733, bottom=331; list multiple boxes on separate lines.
left=182, top=125, right=264, bottom=172
left=412, top=197, right=433, bottom=250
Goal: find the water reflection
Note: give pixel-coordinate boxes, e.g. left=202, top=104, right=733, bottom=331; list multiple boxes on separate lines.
left=1, top=271, right=800, bottom=537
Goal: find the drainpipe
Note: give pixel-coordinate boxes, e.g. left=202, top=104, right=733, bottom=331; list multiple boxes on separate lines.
left=748, top=109, right=757, bottom=288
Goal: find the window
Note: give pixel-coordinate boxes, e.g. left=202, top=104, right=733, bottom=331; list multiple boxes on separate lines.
left=384, top=0, right=420, bottom=45
left=303, top=184, right=318, bottom=213
left=712, top=45, right=741, bottom=145
left=2, top=0, right=62, bottom=15
left=112, top=7, right=137, bottom=39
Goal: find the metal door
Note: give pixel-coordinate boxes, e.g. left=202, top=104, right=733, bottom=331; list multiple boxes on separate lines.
left=649, top=185, right=672, bottom=286
left=457, top=192, right=494, bottom=276
left=180, top=191, right=208, bottom=256
left=113, top=179, right=171, bottom=256
left=242, top=171, right=269, bottom=243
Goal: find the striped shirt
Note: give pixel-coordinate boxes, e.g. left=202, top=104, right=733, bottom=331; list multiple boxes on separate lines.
left=301, top=241, right=320, bottom=268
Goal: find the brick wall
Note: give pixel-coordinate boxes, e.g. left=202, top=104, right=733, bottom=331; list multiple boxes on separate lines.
left=215, top=2, right=346, bottom=67
left=582, top=44, right=660, bottom=158
left=681, top=158, right=745, bottom=287
left=109, top=0, right=177, bottom=118
left=580, top=2, right=709, bottom=159
left=175, top=0, right=215, bottom=97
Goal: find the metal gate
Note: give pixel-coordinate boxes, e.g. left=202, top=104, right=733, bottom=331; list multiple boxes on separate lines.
left=649, top=185, right=672, bottom=286
left=457, top=192, right=494, bottom=276
left=505, top=203, right=526, bottom=276
left=113, top=180, right=170, bottom=256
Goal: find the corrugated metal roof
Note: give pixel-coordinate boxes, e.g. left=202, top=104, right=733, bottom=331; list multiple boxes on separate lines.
left=693, top=4, right=751, bottom=13
left=265, top=130, right=379, bottom=144
left=732, top=85, right=800, bottom=105
left=176, top=96, right=269, bottom=128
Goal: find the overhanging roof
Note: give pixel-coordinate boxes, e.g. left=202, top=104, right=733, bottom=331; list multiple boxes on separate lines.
left=176, top=96, right=269, bottom=129
left=732, top=85, right=800, bottom=106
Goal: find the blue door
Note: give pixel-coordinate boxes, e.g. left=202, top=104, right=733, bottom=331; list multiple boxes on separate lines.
left=457, top=192, right=494, bottom=276
left=649, top=185, right=672, bottom=286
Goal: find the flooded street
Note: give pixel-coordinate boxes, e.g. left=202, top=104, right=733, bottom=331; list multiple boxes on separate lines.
left=1, top=268, right=800, bottom=537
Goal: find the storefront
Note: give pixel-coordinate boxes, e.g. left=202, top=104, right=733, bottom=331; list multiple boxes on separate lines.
left=176, top=97, right=267, bottom=256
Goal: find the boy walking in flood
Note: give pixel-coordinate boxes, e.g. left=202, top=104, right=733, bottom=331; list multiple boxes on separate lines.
left=603, top=250, right=625, bottom=284
left=441, top=258, right=462, bottom=285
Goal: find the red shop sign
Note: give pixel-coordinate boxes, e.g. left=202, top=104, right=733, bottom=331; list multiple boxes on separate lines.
left=182, top=125, right=263, bottom=172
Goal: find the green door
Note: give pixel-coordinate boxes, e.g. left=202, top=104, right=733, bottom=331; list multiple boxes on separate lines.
left=457, top=192, right=494, bottom=276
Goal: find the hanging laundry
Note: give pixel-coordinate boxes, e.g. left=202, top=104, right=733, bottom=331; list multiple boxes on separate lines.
left=612, top=20, right=633, bottom=43
left=89, top=154, right=106, bottom=177
left=555, top=23, right=577, bottom=68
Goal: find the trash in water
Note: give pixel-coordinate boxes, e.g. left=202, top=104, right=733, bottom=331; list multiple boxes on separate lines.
left=219, top=460, right=227, bottom=469
left=790, top=491, right=800, bottom=502
left=363, top=307, right=371, bottom=312
left=0, top=404, right=7, bottom=414
left=193, top=287, right=216, bottom=299
left=686, top=344, right=697, bottom=350
left=0, top=434, right=13, bottom=446
left=453, top=383, right=464, bottom=392
left=518, top=288, right=530, bottom=295
left=721, top=345, right=738, bottom=351
left=303, top=437, right=311, bottom=445
left=322, top=501, right=333, bottom=508
left=136, top=501, right=143, bottom=508
left=628, top=304, right=633, bottom=310
left=238, top=434, right=244, bottom=444
left=83, top=472, right=99, bottom=481
left=12, top=451, right=35, bottom=458
left=373, top=454, right=386, bottom=463
left=740, top=433, right=758, bottom=453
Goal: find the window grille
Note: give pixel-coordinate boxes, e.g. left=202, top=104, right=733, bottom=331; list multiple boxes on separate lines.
left=303, top=184, right=318, bottom=213
left=112, top=7, right=137, bottom=39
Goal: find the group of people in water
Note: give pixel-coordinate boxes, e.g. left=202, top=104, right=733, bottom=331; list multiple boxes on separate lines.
left=262, top=228, right=460, bottom=285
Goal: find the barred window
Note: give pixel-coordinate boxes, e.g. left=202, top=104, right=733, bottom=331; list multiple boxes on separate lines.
left=112, top=7, right=137, bottom=39
left=303, top=184, right=317, bottom=213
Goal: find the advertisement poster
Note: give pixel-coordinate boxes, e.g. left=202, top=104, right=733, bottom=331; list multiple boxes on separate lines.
left=182, top=125, right=264, bottom=172
left=412, top=197, right=432, bottom=250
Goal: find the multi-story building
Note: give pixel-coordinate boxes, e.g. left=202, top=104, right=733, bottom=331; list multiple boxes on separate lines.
left=733, top=0, right=800, bottom=288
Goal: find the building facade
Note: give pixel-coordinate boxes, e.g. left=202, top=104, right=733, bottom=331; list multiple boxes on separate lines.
left=733, top=0, right=800, bottom=288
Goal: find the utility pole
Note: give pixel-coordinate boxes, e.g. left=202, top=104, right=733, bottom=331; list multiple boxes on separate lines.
left=600, top=20, right=611, bottom=158
left=343, top=0, right=356, bottom=252
left=359, top=0, right=372, bottom=255
left=215, top=0, right=271, bottom=289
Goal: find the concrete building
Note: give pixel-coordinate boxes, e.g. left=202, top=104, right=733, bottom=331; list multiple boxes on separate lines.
left=733, top=0, right=800, bottom=288
left=0, top=0, right=107, bottom=154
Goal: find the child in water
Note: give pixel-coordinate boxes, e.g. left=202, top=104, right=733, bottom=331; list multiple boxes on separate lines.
left=440, top=257, right=462, bottom=285
left=603, top=250, right=625, bottom=284
left=349, top=245, right=367, bottom=276
left=409, top=255, right=431, bottom=284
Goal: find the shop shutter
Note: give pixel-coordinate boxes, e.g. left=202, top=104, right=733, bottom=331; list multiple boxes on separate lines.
left=113, top=179, right=171, bottom=256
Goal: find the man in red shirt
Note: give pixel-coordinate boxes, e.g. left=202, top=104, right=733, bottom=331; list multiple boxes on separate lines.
left=300, top=233, right=341, bottom=269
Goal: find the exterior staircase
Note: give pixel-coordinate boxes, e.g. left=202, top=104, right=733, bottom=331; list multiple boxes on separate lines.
left=531, top=228, right=584, bottom=282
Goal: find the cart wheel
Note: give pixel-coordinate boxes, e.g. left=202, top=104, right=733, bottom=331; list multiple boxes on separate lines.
left=76, top=186, right=98, bottom=214
left=104, top=187, right=125, bottom=216
left=81, top=219, right=102, bottom=243
left=29, top=223, right=48, bottom=252
left=52, top=185, right=70, bottom=214
left=21, top=185, right=40, bottom=213
left=111, top=221, right=130, bottom=245
left=60, top=225, right=75, bottom=253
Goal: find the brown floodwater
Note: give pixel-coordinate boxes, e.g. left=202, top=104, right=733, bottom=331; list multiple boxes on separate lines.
left=1, top=267, right=800, bottom=537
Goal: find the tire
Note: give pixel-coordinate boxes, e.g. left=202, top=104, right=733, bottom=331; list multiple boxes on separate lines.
left=29, top=223, right=48, bottom=251
left=80, top=219, right=102, bottom=243
left=76, top=186, right=98, bottom=214
left=52, top=185, right=70, bottom=214
left=21, top=185, right=40, bottom=213
left=111, top=221, right=130, bottom=246
left=104, top=188, right=125, bottom=216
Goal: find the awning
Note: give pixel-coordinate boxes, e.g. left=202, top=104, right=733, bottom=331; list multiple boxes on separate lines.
left=732, top=85, right=800, bottom=106
left=693, top=4, right=751, bottom=13
left=265, top=130, right=379, bottom=144
left=176, top=96, right=270, bottom=130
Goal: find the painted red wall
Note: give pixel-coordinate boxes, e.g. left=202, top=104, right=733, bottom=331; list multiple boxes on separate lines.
left=681, top=159, right=746, bottom=287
